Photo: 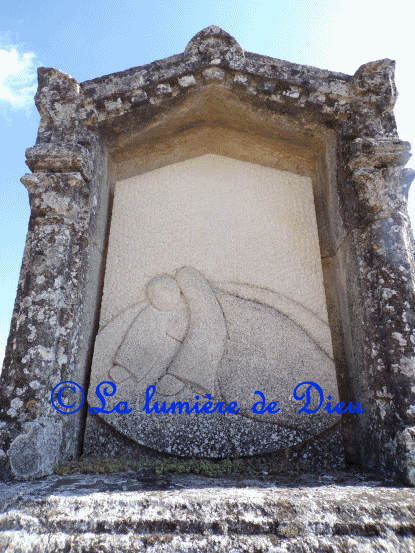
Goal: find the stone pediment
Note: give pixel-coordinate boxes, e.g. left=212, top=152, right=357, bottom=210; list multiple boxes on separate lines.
left=30, top=26, right=400, bottom=159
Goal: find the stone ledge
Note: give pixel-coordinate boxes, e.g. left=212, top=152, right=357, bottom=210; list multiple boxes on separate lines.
left=25, top=145, right=93, bottom=182
left=0, top=471, right=414, bottom=552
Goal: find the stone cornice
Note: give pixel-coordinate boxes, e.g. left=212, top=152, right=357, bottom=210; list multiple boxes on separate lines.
left=32, top=26, right=400, bottom=145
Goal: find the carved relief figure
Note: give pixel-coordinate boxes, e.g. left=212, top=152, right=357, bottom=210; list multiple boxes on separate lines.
left=90, top=266, right=338, bottom=433
left=108, top=267, right=226, bottom=396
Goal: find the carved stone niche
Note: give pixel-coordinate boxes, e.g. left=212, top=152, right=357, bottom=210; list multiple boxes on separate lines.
left=1, top=26, right=414, bottom=484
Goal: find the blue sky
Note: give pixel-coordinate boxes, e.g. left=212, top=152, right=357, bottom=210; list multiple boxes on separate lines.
left=0, top=0, right=414, bottom=367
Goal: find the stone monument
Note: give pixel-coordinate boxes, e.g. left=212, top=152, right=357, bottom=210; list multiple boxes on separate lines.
left=0, top=26, right=414, bottom=484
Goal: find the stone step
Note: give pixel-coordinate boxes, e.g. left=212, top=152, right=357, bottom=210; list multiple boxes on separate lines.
left=1, top=471, right=414, bottom=552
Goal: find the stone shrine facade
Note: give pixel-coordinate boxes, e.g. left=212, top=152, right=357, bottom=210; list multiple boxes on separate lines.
left=1, top=26, right=414, bottom=484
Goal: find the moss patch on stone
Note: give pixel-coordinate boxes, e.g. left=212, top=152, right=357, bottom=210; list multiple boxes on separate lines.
left=55, top=456, right=295, bottom=477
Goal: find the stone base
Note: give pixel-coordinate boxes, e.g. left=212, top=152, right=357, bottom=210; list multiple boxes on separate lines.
left=1, top=470, right=414, bottom=552
left=83, top=413, right=346, bottom=472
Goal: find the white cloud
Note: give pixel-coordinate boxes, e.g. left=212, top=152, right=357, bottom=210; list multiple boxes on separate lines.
left=0, top=46, right=37, bottom=110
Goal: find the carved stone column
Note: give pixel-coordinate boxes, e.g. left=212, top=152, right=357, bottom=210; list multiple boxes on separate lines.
left=0, top=69, right=110, bottom=479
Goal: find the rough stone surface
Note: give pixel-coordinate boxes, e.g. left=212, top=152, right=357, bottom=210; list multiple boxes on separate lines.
left=0, top=470, right=414, bottom=552
left=0, top=25, right=414, bottom=484
left=83, top=415, right=347, bottom=472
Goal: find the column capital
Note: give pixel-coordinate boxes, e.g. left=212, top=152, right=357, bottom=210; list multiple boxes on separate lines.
left=25, top=145, right=93, bottom=182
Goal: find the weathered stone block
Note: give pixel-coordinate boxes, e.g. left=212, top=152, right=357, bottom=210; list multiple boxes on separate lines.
left=1, top=471, right=414, bottom=552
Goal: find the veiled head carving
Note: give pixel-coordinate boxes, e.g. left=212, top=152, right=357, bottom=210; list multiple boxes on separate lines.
left=146, top=275, right=181, bottom=312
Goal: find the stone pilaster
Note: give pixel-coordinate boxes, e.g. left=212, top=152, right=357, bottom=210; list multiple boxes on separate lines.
left=0, top=69, right=109, bottom=480
left=337, top=135, right=415, bottom=484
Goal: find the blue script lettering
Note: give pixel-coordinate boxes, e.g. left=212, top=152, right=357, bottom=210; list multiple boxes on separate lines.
left=251, top=391, right=280, bottom=414
left=324, top=395, right=365, bottom=414
left=51, top=380, right=365, bottom=416
left=293, top=382, right=365, bottom=414
left=143, top=385, right=240, bottom=414
left=89, top=381, right=132, bottom=414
